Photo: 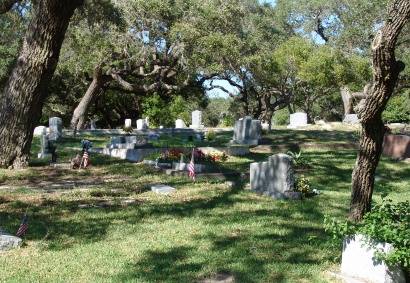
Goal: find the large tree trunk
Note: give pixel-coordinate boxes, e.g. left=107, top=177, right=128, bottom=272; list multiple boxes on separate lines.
left=349, top=0, right=410, bottom=221
left=71, top=65, right=107, bottom=133
left=0, top=0, right=83, bottom=169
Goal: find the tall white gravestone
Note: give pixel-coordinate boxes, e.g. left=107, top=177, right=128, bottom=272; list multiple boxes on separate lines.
left=231, top=116, right=261, bottom=145
left=136, top=119, right=148, bottom=130
left=48, top=117, right=62, bottom=141
left=190, top=110, right=204, bottom=129
left=124, top=119, right=132, bottom=128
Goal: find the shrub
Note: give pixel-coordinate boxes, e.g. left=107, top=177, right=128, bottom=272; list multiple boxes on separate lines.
left=273, top=108, right=289, bottom=126
left=122, top=126, right=133, bottom=134
left=295, top=175, right=311, bottom=196
left=205, top=130, right=216, bottom=141
left=287, top=150, right=309, bottom=168
left=324, top=198, right=410, bottom=269
left=383, top=92, right=410, bottom=123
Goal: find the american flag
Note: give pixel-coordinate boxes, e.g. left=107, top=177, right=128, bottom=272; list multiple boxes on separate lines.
left=16, top=214, right=28, bottom=238
left=81, top=151, right=89, bottom=168
left=188, top=149, right=195, bottom=181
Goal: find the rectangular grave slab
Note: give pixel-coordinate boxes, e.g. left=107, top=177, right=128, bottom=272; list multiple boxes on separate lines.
left=151, top=184, right=176, bottom=195
left=341, top=234, right=405, bottom=283
left=250, top=153, right=295, bottom=199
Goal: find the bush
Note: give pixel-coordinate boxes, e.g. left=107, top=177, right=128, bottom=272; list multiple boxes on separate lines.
left=205, top=130, right=216, bottom=141
left=295, top=175, right=311, bottom=196
left=287, top=150, right=309, bottom=168
left=383, top=92, right=410, bottom=123
left=324, top=198, right=410, bottom=269
left=273, top=108, right=289, bottom=126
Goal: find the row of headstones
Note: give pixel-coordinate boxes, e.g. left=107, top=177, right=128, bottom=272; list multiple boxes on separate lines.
left=125, top=110, right=205, bottom=130
left=287, top=112, right=359, bottom=127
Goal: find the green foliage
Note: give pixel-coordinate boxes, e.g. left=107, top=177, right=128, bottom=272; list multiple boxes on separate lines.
left=205, top=130, right=216, bottom=141
left=141, top=94, right=198, bottom=127
left=273, top=108, right=289, bottom=126
left=325, top=198, right=410, bottom=268
left=287, top=150, right=309, bottom=168
left=383, top=92, right=410, bottom=123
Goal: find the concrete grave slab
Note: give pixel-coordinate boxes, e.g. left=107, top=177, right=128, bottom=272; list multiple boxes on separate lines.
left=151, top=184, right=176, bottom=195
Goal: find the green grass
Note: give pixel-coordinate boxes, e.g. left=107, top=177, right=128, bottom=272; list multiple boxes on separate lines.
left=0, top=128, right=408, bottom=282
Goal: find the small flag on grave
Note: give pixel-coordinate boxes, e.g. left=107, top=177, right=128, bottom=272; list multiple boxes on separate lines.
left=16, top=214, right=28, bottom=238
left=188, top=149, right=196, bottom=181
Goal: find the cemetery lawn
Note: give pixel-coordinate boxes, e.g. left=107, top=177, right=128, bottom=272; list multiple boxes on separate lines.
left=0, top=129, right=409, bottom=282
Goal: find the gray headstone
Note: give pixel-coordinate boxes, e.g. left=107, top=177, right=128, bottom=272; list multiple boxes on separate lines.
left=38, top=132, right=51, bottom=158
left=250, top=153, right=295, bottom=199
left=48, top=117, right=62, bottom=141
left=343, top=114, right=359, bottom=124
left=0, top=231, right=22, bottom=251
left=90, top=120, right=97, bottom=130
left=151, top=184, right=176, bottom=195
left=232, top=116, right=261, bottom=145
left=288, top=112, right=307, bottom=128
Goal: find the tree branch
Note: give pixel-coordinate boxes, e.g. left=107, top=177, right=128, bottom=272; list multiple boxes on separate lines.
left=0, top=0, right=19, bottom=14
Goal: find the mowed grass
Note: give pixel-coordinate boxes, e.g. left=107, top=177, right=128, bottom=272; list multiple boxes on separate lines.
left=0, top=128, right=409, bottom=283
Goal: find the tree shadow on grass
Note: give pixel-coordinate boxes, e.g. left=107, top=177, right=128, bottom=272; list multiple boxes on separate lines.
left=114, top=246, right=203, bottom=283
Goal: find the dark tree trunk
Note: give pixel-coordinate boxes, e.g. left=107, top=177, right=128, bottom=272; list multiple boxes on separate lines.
left=0, top=0, right=83, bottom=169
left=71, top=65, right=107, bottom=133
left=350, top=0, right=410, bottom=221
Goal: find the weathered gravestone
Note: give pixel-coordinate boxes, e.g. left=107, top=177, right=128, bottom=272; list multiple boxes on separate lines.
left=136, top=119, right=148, bottom=130
left=190, top=110, right=204, bottom=129
left=33, top=126, right=47, bottom=136
left=231, top=116, right=261, bottom=145
left=48, top=117, right=62, bottom=141
left=90, top=120, right=97, bottom=130
left=0, top=230, right=22, bottom=251
left=175, top=119, right=186, bottom=129
left=287, top=112, right=308, bottom=128
left=343, top=114, right=359, bottom=124
left=124, top=119, right=132, bottom=128
left=250, top=153, right=297, bottom=199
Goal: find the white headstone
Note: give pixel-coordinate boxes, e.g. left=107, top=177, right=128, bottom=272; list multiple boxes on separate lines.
left=190, top=110, right=204, bottom=129
left=288, top=112, right=308, bottom=128
left=33, top=126, right=47, bottom=136
left=49, top=117, right=62, bottom=141
left=136, top=119, right=147, bottom=130
left=175, top=119, right=186, bottom=129
left=124, top=119, right=132, bottom=128
left=341, top=234, right=405, bottom=283
left=343, top=114, right=359, bottom=124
